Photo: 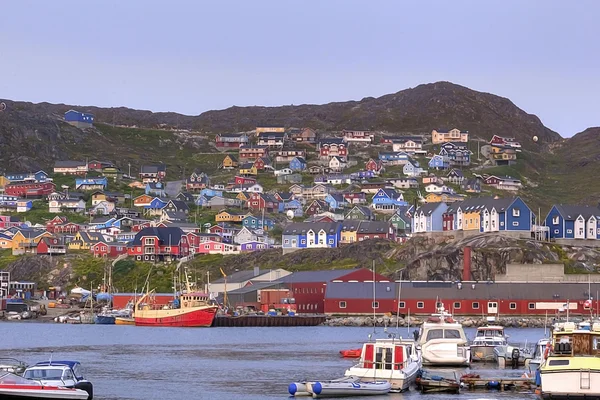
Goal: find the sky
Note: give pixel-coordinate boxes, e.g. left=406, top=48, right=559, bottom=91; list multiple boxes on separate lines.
left=1, top=1, right=598, bottom=137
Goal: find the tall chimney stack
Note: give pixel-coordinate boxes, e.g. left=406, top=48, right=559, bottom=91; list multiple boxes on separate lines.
left=463, top=247, right=472, bottom=281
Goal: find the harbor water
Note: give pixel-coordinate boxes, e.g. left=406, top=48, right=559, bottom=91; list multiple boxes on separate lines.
left=0, top=323, right=543, bottom=399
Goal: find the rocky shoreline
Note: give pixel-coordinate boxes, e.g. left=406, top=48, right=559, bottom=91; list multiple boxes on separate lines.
left=323, top=315, right=565, bottom=328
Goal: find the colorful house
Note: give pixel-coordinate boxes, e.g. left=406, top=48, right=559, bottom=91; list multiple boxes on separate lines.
left=75, top=177, right=107, bottom=191
left=186, top=171, right=210, bottom=191
left=431, top=128, right=469, bottom=144
left=243, top=215, right=275, bottom=231
left=345, top=205, right=375, bottom=221
left=428, top=155, right=450, bottom=170
left=289, top=157, right=307, bottom=171
left=412, top=202, right=449, bottom=233
left=365, top=159, right=384, bottom=174
left=239, top=163, right=258, bottom=176
left=389, top=208, right=412, bottom=233
left=140, top=164, right=167, bottom=183
left=216, top=210, right=248, bottom=223
left=222, top=155, right=239, bottom=169
left=378, top=152, right=412, bottom=165
left=282, top=222, right=343, bottom=249
left=247, top=193, right=280, bottom=213
left=446, top=169, right=465, bottom=184
left=215, top=133, right=249, bottom=149
left=324, top=193, right=347, bottom=210
left=371, top=188, right=408, bottom=212
left=64, top=109, right=94, bottom=128
left=545, top=205, right=600, bottom=240
left=403, top=160, right=426, bottom=177
left=128, top=227, right=190, bottom=261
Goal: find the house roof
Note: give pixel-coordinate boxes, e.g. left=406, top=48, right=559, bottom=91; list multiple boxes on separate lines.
left=147, top=182, right=165, bottom=190
left=177, top=192, right=195, bottom=202
left=378, top=188, right=400, bottom=199
left=219, top=133, right=247, bottom=138
left=326, top=282, right=398, bottom=300
left=282, top=221, right=341, bottom=235
left=447, top=169, right=465, bottom=178
left=226, top=281, right=284, bottom=295
left=16, top=229, right=47, bottom=239
left=318, top=138, right=345, bottom=145
left=346, top=205, right=374, bottom=219
left=211, top=269, right=273, bottom=284
left=276, top=192, right=294, bottom=201
left=416, top=202, right=445, bottom=216
left=140, top=164, right=166, bottom=173
left=224, top=154, right=239, bottom=162
left=434, top=128, right=468, bottom=134
left=54, top=160, right=86, bottom=168
left=292, top=157, right=307, bottom=163
left=163, top=210, right=187, bottom=220
left=554, top=205, right=600, bottom=220
left=354, top=220, right=392, bottom=234
left=239, top=162, right=255, bottom=169
left=167, top=199, right=189, bottom=211
left=330, top=156, right=345, bottom=163
left=131, top=227, right=184, bottom=246
left=281, top=269, right=362, bottom=283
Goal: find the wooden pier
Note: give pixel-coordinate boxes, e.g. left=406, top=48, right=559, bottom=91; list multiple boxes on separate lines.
left=212, top=314, right=326, bottom=327
left=461, top=376, right=535, bottom=392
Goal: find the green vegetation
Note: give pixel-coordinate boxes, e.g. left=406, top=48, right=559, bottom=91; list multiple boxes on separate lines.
left=7, top=201, right=88, bottom=225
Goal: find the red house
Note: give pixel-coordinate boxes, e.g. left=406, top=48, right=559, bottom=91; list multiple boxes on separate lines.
left=127, top=227, right=189, bottom=262
left=88, top=160, right=114, bottom=171
left=186, top=232, right=222, bottom=249
left=247, top=193, right=280, bottom=213
left=442, top=212, right=455, bottom=231
left=490, top=135, right=521, bottom=148
left=131, top=221, right=153, bottom=232
left=305, top=199, right=328, bottom=216
left=5, top=182, right=55, bottom=198
left=354, top=221, right=396, bottom=242
left=195, top=240, right=238, bottom=254
left=234, top=175, right=257, bottom=186
left=46, top=216, right=81, bottom=234
left=365, top=159, right=384, bottom=173
left=36, top=237, right=66, bottom=255
left=46, top=216, right=67, bottom=232
left=318, top=138, right=347, bottom=159
left=91, top=241, right=128, bottom=258
left=253, top=157, right=270, bottom=171
left=239, top=145, right=268, bottom=160
left=282, top=268, right=391, bottom=314
left=342, top=192, right=366, bottom=204
left=0, top=216, right=22, bottom=229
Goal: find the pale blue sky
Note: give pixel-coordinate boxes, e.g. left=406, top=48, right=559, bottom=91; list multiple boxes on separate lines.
left=1, top=1, right=598, bottom=137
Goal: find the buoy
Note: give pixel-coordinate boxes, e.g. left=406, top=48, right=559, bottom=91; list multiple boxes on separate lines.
left=533, top=136, right=538, bottom=142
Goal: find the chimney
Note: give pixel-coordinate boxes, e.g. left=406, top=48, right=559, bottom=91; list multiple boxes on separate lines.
left=253, top=266, right=260, bottom=277
left=463, top=247, right=472, bottom=281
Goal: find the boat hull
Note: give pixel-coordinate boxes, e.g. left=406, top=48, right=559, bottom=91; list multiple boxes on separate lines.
left=306, top=380, right=391, bottom=398
left=94, top=315, right=115, bottom=325
left=344, top=363, right=419, bottom=391
left=134, top=306, right=217, bottom=327
left=0, top=386, right=89, bottom=399
left=540, top=359, right=600, bottom=399
left=114, top=317, right=135, bottom=326
left=470, top=345, right=496, bottom=362
left=422, top=341, right=470, bottom=366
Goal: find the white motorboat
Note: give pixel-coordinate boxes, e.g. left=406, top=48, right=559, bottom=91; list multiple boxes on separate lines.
left=23, top=361, right=93, bottom=399
left=470, top=325, right=507, bottom=362
left=304, top=376, right=391, bottom=398
left=526, top=338, right=550, bottom=371
left=0, top=372, right=89, bottom=399
left=344, top=337, right=420, bottom=391
left=0, top=358, right=28, bottom=375
left=417, top=305, right=470, bottom=366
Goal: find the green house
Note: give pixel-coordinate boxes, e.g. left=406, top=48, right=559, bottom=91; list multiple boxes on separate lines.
left=344, top=205, right=375, bottom=221
left=389, top=210, right=411, bottom=233
left=102, top=166, right=123, bottom=181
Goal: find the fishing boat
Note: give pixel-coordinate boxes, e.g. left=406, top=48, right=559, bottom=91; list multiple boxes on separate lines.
left=539, top=321, right=600, bottom=398
left=343, top=337, right=420, bottom=391
left=289, top=376, right=391, bottom=398
left=527, top=338, right=550, bottom=371
left=339, top=349, right=361, bottom=358
left=416, top=304, right=470, bottom=366
left=416, top=369, right=460, bottom=394
left=470, top=325, right=508, bottom=362
left=23, top=361, right=93, bottom=399
left=0, top=372, right=89, bottom=399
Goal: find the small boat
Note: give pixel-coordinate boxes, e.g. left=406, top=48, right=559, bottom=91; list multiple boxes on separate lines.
left=0, top=358, right=27, bottom=375
left=494, top=344, right=533, bottom=368
left=0, top=372, right=89, bottom=399
left=289, top=376, right=390, bottom=398
left=416, top=369, right=460, bottom=394
left=526, top=338, right=550, bottom=371
left=344, top=337, right=421, bottom=391
left=339, top=349, right=361, bottom=358
left=470, top=325, right=508, bottom=362
left=23, top=361, right=93, bottom=399
left=417, top=304, right=470, bottom=366
left=115, top=316, right=135, bottom=325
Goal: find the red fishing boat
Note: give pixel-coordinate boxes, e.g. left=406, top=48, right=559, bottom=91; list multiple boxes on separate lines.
left=339, top=348, right=362, bottom=358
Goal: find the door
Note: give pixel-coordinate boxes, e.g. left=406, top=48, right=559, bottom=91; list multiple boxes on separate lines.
left=487, top=301, right=498, bottom=316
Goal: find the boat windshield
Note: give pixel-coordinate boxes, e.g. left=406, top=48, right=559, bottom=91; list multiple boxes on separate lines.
left=477, top=329, right=504, bottom=337
left=23, top=368, right=65, bottom=380
left=0, top=372, right=42, bottom=386
left=426, top=328, right=463, bottom=341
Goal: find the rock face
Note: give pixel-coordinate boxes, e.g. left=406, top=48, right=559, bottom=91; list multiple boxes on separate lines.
left=5, top=256, right=73, bottom=288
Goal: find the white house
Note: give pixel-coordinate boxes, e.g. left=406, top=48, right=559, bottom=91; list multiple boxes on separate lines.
left=403, top=161, right=426, bottom=177
left=274, top=168, right=293, bottom=176
left=329, top=156, right=347, bottom=172
left=424, top=183, right=454, bottom=194
left=228, top=183, right=264, bottom=193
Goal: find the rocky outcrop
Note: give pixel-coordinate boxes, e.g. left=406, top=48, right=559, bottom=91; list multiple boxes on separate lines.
left=323, top=315, right=552, bottom=329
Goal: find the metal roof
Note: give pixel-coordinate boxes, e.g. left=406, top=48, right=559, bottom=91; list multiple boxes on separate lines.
left=281, top=269, right=362, bottom=283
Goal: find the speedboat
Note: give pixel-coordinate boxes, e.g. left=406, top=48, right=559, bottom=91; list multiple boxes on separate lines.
left=470, top=325, right=508, bottom=362
left=289, top=376, right=391, bottom=398
left=527, top=338, right=550, bottom=371
left=539, top=322, right=600, bottom=398
left=0, top=372, right=89, bottom=399
left=344, top=337, right=421, bottom=391
left=23, top=361, right=93, bottom=399
left=416, top=305, right=470, bottom=366
left=0, top=358, right=27, bottom=375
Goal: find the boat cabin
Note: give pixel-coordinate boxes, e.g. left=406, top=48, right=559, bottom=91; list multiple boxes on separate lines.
left=361, top=339, right=415, bottom=371
left=418, top=305, right=468, bottom=344
left=23, top=361, right=85, bottom=383
left=179, top=292, right=211, bottom=309
left=475, top=326, right=505, bottom=338
left=551, top=322, right=600, bottom=358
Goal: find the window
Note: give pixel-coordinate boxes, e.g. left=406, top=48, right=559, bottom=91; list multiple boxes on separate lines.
left=472, top=302, right=479, bottom=309
left=444, top=329, right=461, bottom=339
left=554, top=229, right=559, bottom=234
left=528, top=303, right=535, bottom=310
left=399, top=301, right=405, bottom=308
left=567, top=229, right=573, bottom=234
left=510, top=302, right=517, bottom=310
left=284, top=239, right=290, bottom=244
left=417, top=301, right=424, bottom=309
left=513, top=208, right=520, bottom=217
left=552, top=216, right=559, bottom=224
left=328, top=239, right=334, bottom=244
left=144, top=238, right=155, bottom=245
left=453, top=302, right=461, bottom=309
left=372, top=301, right=379, bottom=309
left=301, top=239, right=306, bottom=244
left=426, top=329, right=444, bottom=341
left=512, top=221, right=519, bottom=226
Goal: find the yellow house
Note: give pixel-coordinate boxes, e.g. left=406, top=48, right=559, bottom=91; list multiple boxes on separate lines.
left=239, top=164, right=257, bottom=176
left=256, top=126, right=285, bottom=135
left=0, top=234, right=13, bottom=249
left=425, top=193, right=464, bottom=203
left=68, top=231, right=104, bottom=250
left=222, top=155, right=239, bottom=169
left=340, top=221, right=359, bottom=244
left=236, top=192, right=251, bottom=202
left=462, top=209, right=481, bottom=231
left=215, top=210, right=247, bottom=223
left=431, top=128, right=469, bottom=144
left=12, top=230, right=53, bottom=255
left=0, top=176, right=9, bottom=188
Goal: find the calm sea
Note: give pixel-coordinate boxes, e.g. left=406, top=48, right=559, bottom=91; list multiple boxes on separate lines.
left=0, top=323, right=544, bottom=399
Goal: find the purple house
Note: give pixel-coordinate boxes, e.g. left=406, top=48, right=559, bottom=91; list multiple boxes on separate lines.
left=240, top=241, right=271, bottom=252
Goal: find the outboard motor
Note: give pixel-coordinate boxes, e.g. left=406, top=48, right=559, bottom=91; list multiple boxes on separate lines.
left=511, top=348, right=520, bottom=369
left=413, top=329, right=419, bottom=341
left=74, top=381, right=94, bottom=400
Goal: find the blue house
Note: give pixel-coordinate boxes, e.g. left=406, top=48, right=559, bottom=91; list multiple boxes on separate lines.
left=545, top=204, right=600, bottom=240
left=195, top=195, right=212, bottom=207
left=324, top=193, right=347, bottom=210
left=378, top=152, right=411, bottom=164
left=412, top=202, right=449, bottom=232
left=371, top=188, right=408, bottom=211
left=489, top=196, right=534, bottom=232
left=243, top=215, right=275, bottom=231
left=75, top=177, right=108, bottom=191
left=146, top=182, right=166, bottom=197
left=289, top=157, right=307, bottom=171
left=440, top=142, right=471, bottom=166
left=64, top=109, right=94, bottom=128
left=240, top=241, right=271, bottom=252
left=4, top=170, right=49, bottom=183
left=403, top=160, right=425, bottom=177
left=283, top=199, right=303, bottom=217
left=145, top=197, right=168, bottom=212
left=282, top=222, right=342, bottom=249
left=428, top=155, right=450, bottom=170
left=199, top=188, right=223, bottom=198
left=350, top=170, right=375, bottom=179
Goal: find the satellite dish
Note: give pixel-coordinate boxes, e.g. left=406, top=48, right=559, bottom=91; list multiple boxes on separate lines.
left=0, top=102, right=6, bottom=111
left=286, top=210, right=295, bottom=219
left=532, top=136, right=538, bottom=142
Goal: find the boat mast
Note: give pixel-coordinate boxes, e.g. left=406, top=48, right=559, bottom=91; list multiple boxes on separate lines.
left=395, top=280, right=402, bottom=332
left=372, top=260, right=376, bottom=335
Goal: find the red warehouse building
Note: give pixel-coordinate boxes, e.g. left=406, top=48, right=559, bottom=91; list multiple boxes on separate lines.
left=5, top=182, right=56, bottom=198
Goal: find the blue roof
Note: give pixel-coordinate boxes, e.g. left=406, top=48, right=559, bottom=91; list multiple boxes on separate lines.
left=34, top=361, right=81, bottom=368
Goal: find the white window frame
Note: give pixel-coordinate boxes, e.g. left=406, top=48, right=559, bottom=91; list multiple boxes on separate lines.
left=552, top=216, right=559, bottom=224
left=472, top=302, right=479, bottom=309
left=417, top=301, right=424, bottom=309
left=372, top=301, right=379, bottom=309
left=512, top=208, right=520, bottom=217
left=510, top=302, right=517, bottom=310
